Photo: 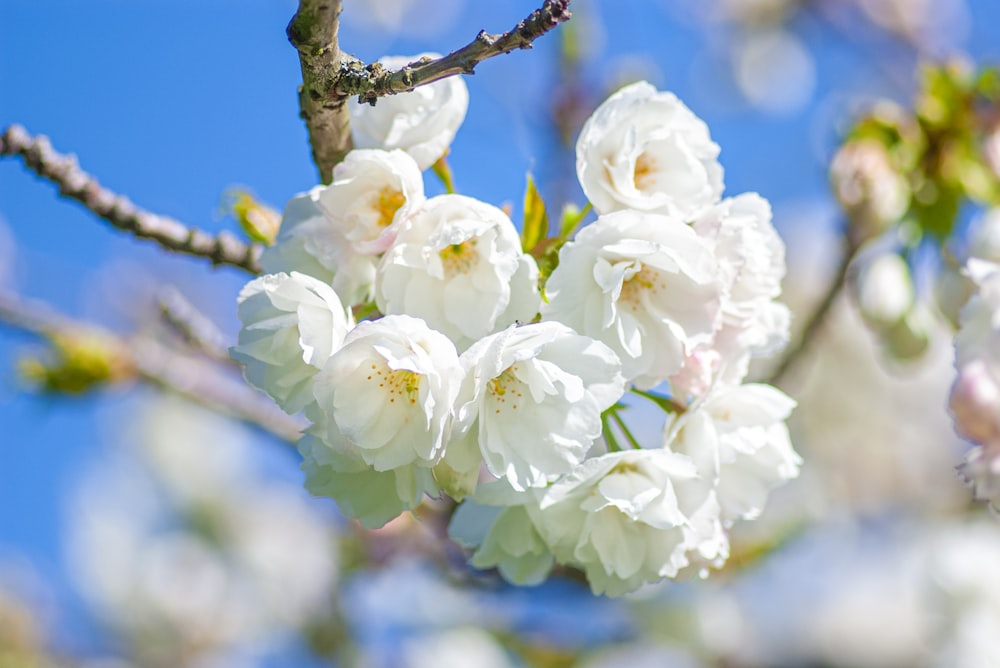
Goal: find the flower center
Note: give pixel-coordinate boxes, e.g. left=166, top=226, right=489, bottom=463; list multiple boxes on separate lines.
left=487, top=364, right=525, bottom=414
left=609, top=461, right=640, bottom=476
left=373, top=186, right=406, bottom=228
left=368, top=362, right=421, bottom=405
left=439, top=239, right=479, bottom=277
left=619, top=266, right=666, bottom=312
left=633, top=152, right=657, bottom=190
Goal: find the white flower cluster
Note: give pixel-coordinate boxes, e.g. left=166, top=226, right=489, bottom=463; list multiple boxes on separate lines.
left=233, top=75, right=800, bottom=595
left=950, top=258, right=1000, bottom=512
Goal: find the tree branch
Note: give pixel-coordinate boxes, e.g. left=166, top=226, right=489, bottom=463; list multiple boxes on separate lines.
left=0, top=290, right=303, bottom=443
left=288, top=0, right=573, bottom=182
left=338, top=0, right=573, bottom=104
left=0, top=125, right=262, bottom=274
left=287, top=0, right=352, bottom=184
left=157, top=286, right=235, bottom=366
left=766, top=231, right=859, bottom=386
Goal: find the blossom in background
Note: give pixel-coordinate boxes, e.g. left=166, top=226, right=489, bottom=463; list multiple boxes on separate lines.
left=377, top=194, right=540, bottom=348
left=349, top=53, right=469, bottom=170
left=231, top=271, right=353, bottom=413
left=454, top=322, right=625, bottom=491
left=950, top=259, right=1000, bottom=511
left=576, top=81, right=724, bottom=220
left=69, top=398, right=337, bottom=664
left=542, top=209, right=723, bottom=389
left=853, top=251, right=915, bottom=328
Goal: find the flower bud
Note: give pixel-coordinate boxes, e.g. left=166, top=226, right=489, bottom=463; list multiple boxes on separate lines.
left=950, top=360, right=1000, bottom=444
left=853, top=252, right=914, bottom=327
left=830, top=139, right=909, bottom=245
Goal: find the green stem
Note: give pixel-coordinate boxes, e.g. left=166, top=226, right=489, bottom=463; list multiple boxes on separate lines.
left=630, top=387, right=687, bottom=415
left=600, top=411, right=621, bottom=452
left=431, top=154, right=456, bottom=194
left=608, top=406, right=641, bottom=449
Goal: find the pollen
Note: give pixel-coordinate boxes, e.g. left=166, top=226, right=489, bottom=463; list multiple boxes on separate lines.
left=439, top=238, right=479, bottom=277
left=368, top=360, right=421, bottom=404
left=633, top=152, right=657, bottom=190
left=372, top=186, right=406, bottom=228
left=619, top=266, right=666, bottom=312
left=487, top=364, right=524, bottom=413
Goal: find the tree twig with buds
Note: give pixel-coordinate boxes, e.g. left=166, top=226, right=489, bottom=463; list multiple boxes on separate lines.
left=0, top=290, right=303, bottom=442
left=337, top=0, right=573, bottom=103
left=0, top=125, right=263, bottom=274
left=287, top=0, right=572, bottom=183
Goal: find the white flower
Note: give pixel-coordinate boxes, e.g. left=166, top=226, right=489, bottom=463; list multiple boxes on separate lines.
left=231, top=272, right=353, bottom=413
left=542, top=210, right=723, bottom=389
left=455, top=322, right=625, bottom=491
left=955, top=259, right=1000, bottom=370
left=694, top=194, right=785, bottom=331
left=310, top=315, right=463, bottom=471
left=377, top=194, right=540, bottom=349
left=536, top=449, right=711, bottom=596
left=316, top=148, right=424, bottom=256
left=349, top=53, right=469, bottom=170
left=298, top=434, right=439, bottom=529
left=259, top=187, right=339, bottom=285
left=449, top=482, right=554, bottom=586
left=969, top=208, right=1000, bottom=263
left=665, top=383, right=800, bottom=522
left=671, top=193, right=790, bottom=390
left=576, top=81, right=724, bottom=219
left=259, top=187, right=376, bottom=306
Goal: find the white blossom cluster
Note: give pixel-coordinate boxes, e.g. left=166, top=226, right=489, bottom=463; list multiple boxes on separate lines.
left=232, top=72, right=800, bottom=596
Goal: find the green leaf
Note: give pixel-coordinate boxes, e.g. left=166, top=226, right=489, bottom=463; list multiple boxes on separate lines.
left=558, top=202, right=591, bottom=240
left=521, top=173, right=549, bottom=253
left=431, top=154, right=456, bottom=194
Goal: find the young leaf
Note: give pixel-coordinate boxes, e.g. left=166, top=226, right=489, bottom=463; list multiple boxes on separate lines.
left=521, top=173, right=548, bottom=253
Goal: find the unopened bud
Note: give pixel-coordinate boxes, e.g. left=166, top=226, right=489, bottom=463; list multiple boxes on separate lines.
left=950, top=360, right=1000, bottom=444
left=854, top=252, right=913, bottom=327
left=830, top=139, right=909, bottom=245
left=226, top=189, right=281, bottom=245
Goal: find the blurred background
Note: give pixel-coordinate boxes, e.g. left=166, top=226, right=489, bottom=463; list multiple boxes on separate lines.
left=3, top=0, right=1000, bottom=666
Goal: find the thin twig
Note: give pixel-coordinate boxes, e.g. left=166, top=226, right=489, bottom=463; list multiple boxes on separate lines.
left=766, top=232, right=858, bottom=386
left=287, top=0, right=352, bottom=184
left=157, top=286, right=235, bottom=365
left=289, top=0, right=573, bottom=182
left=338, top=0, right=573, bottom=104
left=0, top=290, right=303, bottom=443
left=0, top=125, right=262, bottom=274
